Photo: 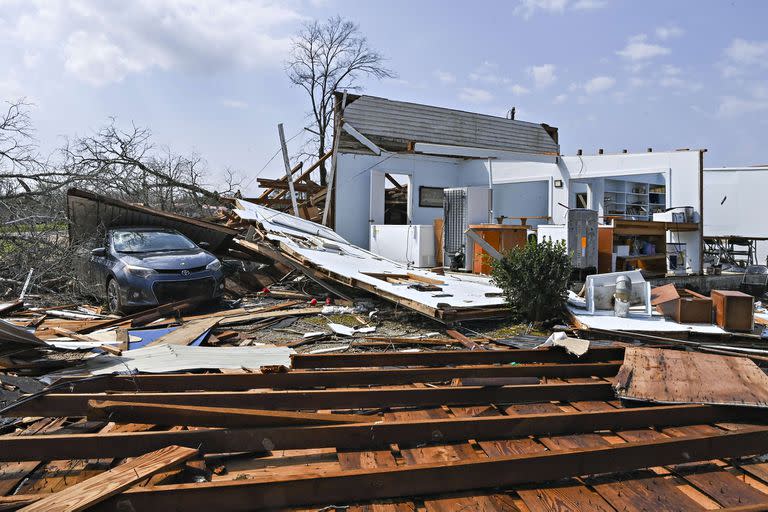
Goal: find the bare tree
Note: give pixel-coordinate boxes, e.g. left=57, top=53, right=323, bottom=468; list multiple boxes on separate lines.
left=286, top=16, right=396, bottom=186
left=0, top=102, right=241, bottom=301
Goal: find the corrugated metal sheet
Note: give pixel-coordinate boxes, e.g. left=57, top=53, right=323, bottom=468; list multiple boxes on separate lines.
left=67, top=189, right=238, bottom=253
left=339, top=95, right=559, bottom=154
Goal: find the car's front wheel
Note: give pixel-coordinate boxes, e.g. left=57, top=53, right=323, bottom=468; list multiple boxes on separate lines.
left=106, top=278, right=124, bottom=314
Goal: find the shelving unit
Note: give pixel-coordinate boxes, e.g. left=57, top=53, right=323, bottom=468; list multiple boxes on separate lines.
left=598, top=220, right=669, bottom=277
left=603, top=179, right=666, bottom=221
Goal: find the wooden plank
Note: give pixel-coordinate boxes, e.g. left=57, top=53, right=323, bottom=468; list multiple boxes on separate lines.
left=87, top=426, right=768, bottom=511
left=447, top=402, right=615, bottom=511
left=655, top=424, right=768, bottom=507
left=445, top=330, right=483, bottom=351
left=390, top=406, right=517, bottom=512
left=291, top=346, right=625, bottom=368
left=218, top=307, right=321, bottom=326
left=615, top=347, right=768, bottom=407
left=18, top=445, right=197, bottom=512
left=145, top=317, right=221, bottom=347
left=7, top=382, right=615, bottom=418
left=53, top=362, right=622, bottom=392
left=2, top=403, right=759, bottom=462
left=87, top=400, right=377, bottom=428
left=543, top=401, right=707, bottom=512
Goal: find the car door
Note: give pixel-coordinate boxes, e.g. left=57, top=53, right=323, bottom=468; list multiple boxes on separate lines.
left=87, top=232, right=112, bottom=297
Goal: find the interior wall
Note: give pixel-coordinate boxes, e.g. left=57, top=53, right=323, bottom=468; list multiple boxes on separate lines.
left=467, top=150, right=704, bottom=272
left=334, top=149, right=703, bottom=272
left=492, top=181, right=549, bottom=226
left=334, top=152, right=462, bottom=248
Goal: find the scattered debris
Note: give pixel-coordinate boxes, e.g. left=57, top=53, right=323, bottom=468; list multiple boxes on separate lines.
left=536, top=331, right=590, bottom=357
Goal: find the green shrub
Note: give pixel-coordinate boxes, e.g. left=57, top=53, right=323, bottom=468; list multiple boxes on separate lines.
left=490, top=239, right=572, bottom=323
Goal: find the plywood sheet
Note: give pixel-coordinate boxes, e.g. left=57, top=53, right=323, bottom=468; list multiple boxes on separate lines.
left=615, top=347, right=768, bottom=407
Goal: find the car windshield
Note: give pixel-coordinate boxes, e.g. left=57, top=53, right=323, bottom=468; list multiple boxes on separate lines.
left=111, top=230, right=197, bottom=253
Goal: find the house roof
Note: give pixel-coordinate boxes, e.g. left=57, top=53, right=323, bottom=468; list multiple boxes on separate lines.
left=336, top=93, right=559, bottom=155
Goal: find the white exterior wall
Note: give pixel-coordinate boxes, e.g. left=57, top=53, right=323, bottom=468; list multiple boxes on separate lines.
left=704, top=168, right=768, bottom=239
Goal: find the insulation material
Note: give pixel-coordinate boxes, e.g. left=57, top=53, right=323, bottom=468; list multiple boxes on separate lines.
left=615, top=347, right=768, bottom=408
left=569, top=305, right=728, bottom=334
left=46, top=344, right=294, bottom=376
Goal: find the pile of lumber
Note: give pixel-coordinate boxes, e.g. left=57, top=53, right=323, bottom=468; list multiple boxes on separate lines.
left=3, top=346, right=768, bottom=510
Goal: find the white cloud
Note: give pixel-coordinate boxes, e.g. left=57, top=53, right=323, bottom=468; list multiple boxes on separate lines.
left=583, top=75, right=616, bottom=94
left=0, top=74, right=25, bottom=101
left=724, top=38, right=768, bottom=65
left=435, top=70, right=456, bottom=84
left=572, top=0, right=607, bottom=9
left=2, top=1, right=301, bottom=86
left=656, top=24, right=684, bottom=40
left=617, top=34, right=670, bottom=61
left=553, top=93, right=567, bottom=104
left=459, top=87, right=493, bottom=103
left=469, top=61, right=511, bottom=85
left=64, top=31, right=148, bottom=86
left=718, top=96, right=768, bottom=117
left=528, top=64, right=557, bottom=87
left=717, top=84, right=768, bottom=117
left=720, top=39, right=768, bottom=77
left=514, top=0, right=608, bottom=18
left=514, top=0, right=568, bottom=18
left=220, top=98, right=248, bottom=109
left=509, top=84, right=530, bottom=95
left=22, top=51, right=41, bottom=69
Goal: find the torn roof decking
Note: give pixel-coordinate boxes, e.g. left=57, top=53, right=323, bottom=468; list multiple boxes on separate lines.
left=337, top=93, right=560, bottom=155
left=6, top=348, right=768, bottom=510
left=67, top=188, right=239, bottom=253
left=233, top=200, right=508, bottom=323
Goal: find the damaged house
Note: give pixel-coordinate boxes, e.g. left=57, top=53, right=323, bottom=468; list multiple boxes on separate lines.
left=330, top=93, right=704, bottom=276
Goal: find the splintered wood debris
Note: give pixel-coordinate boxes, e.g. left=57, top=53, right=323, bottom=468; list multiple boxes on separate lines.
left=2, top=347, right=768, bottom=510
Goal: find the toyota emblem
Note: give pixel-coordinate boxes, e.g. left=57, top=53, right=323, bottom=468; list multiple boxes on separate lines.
left=181, top=269, right=190, bottom=276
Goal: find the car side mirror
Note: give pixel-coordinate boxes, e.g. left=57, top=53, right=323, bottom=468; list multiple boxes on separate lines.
left=91, top=247, right=107, bottom=257
left=198, top=241, right=210, bottom=249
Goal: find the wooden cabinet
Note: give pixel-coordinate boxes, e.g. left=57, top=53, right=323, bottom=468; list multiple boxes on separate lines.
left=711, top=290, right=754, bottom=332
left=469, top=224, right=528, bottom=274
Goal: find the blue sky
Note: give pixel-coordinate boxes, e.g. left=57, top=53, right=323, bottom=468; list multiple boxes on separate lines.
left=1, top=0, right=767, bottom=194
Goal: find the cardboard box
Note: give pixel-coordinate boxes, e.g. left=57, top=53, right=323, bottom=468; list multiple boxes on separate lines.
left=711, top=290, right=754, bottom=332
left=652, top=285, right=712, bottom=324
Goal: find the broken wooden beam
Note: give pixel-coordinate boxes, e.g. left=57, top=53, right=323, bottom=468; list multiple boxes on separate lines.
left=87, top=426, right=768, bottom=511
left=145, top=317, right=221, bottom=347
left=53, top=362, right=622, bottom=392
left=88, top=400, right=377, bottom=428
left=17, top=444, right=197, bottom=512
left=0, top=404, right=758, bottom=462
left=445, top=329, right=484, bottom=350
left=7, top=381, right=614, bottom=417
left=290, top=346, right=625, bottom=368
